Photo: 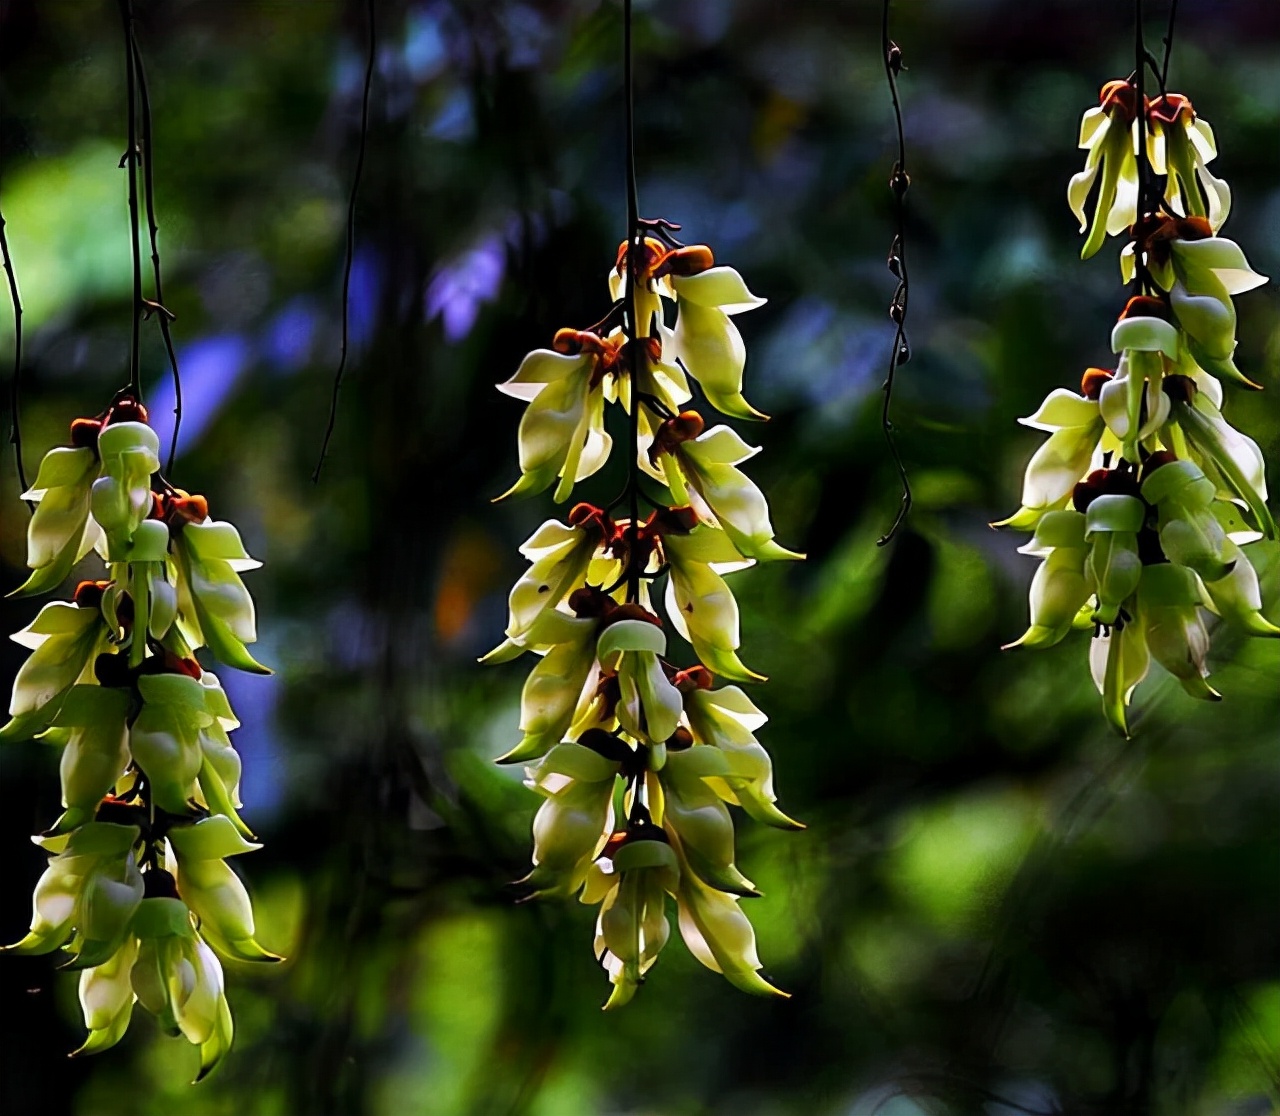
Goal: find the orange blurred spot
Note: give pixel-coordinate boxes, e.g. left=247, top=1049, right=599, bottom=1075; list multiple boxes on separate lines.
left=434, top=525, right=504, bottom=645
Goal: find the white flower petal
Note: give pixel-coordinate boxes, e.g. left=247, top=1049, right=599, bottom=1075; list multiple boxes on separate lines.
left=671, top=267, right=766, bottom=314
left=498, top=350, right=591, bottom=401
left=1019, top=389, right=1100, bottom=432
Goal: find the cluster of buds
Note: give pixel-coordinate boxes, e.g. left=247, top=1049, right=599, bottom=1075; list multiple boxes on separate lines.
left=489, top=226, right=803, bottom=1007
left=1000, top=83, right=1276, bottom=735
left=2, top=394, right=276, bottom=1078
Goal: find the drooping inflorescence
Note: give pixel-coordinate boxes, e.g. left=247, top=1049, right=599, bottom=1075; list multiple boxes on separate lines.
left=2, top=393, right=278, bottom=1077
left=1, top=2, right=278, bottom=1078
left=998, top=63, right=1276, bottom=735
left=486, top=223, right=803, bottom=1008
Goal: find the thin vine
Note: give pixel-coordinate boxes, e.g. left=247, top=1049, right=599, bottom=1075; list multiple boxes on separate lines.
left=314, top=0, right=377, bottom=482
left=0, top=201, right=29, bottom=504
left=130, top=24, right=184, bottom=475
left=118, top=0, right=144, bottom=399
left=1160, top=0, right=1179, bottom=89
left=878, top=0, right=913, bottom=547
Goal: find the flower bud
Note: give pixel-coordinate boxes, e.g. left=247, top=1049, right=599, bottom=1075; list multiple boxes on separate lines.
left=51, top=685, right=132, bottom=834
left=1085, top=494, right=1146, bottom=626
left=1141, top=458, right=1232, bottom=581
left=168, top=816, right=276, bottom=963
left=594, top=835, right=678, bottom=1010
left=598, top=619, right=683, bottom=748
left=1139, top=564, right=1219, bottom=700
left=521, top=743, right=621, bottom=898
left=130, top=674, right=213, bottom=814
left=660, top=746, right=757, bottom=896
left=74, top=935, right=139, bottom=1056
left=92, top=421, right=161, bottom=559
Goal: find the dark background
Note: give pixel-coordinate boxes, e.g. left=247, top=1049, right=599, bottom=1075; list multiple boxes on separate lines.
left=1, top=1, right=1278, bottom=1113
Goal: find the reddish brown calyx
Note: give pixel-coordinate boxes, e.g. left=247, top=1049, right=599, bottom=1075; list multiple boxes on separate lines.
left=1071, top=469, right=1107, bottom=513
left=612, top=337, right=663, bottom=393
left=1120, top=294, right=1171, bottom=322
left=1148, top=93, right=1194, bottom=127
left=621, top=811, right=668, bottom=847
left=553, top=329, right=628, bottom=390
left=1162, top=374, right=1197, bottom=404
left=1073, top=466, right=1142, bottom=513
left=610, top=506, right=699, bottom=576
left=1100, top=79, right=1143, bottom=121
left=614, top=236, right=670, bottom=283
left=552, top=328, right=610, bottom=356
left=593, top=671, right=622, bottom=720
left=647, top=505, right=699, bottom=536
left=1174, top=215, right=1214, bottom=241
left=600, top=830, right=630, bottom=860
left=1081, top=368, right=1114, bottom=400
left=69, top=417, right=103, bottom=449
left=73, top=580, right=111, bottom=609
left=106, top=397, right=149, bottom=425
left=601, top=601, right=663, bottom=629
left=1134, top=213, right=1194, bottom=273
left=160, top=489, right=210, bottom=529
left=1141, top=450, right=1179, bottom=480
left=648, top=410, right=705, bottom=464
left=94, top=652, right=133, bottom=689
left=135, top=649, right=202, bottom=679
left=622, top=335, right=662, bottom=369
left=1138, top=213, right=1213, bottom=270
left=673, top=665, right=714, bottom=693
left=1131, top=212, right=1176, bottom=269
left=608, top=517, right=659, bottom=575
left=570, top=588, right=662, bottom=630
left=601, top=805, right=668, bottom=860
left=653, top=244, right=714, bottom=279
left=568, top=502, right=616, bottom=542
left=142, top=869, right=180, bottom=899
left=168, top=653, right=203, bottom=679
left=578, top=728, right=635, bottom=764
left=95, top=796, right=147, bottom=826
left=667, top=725, right=694, bottom=751
left=568, top=585, right=613, bottom=619
left=114, top=592, right=136, bottom=626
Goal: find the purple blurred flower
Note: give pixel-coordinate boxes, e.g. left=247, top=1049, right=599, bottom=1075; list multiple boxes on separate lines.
left=149, top=334, right=252, bottom=461
left=428, top=87, right=475, bottom=142
left=261, top=297, right=319, bottom=374
left=425, top=233, right=506, bottom=342
left=758, top=298, right=884, bottom=412
left=220, top=668, right=285, bottom=817
left=405, top=7, right=448, bottom=82
left=348, top=247, right=381, bottom=348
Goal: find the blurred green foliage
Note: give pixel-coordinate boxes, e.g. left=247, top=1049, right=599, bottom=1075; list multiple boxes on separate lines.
left=1, top=1, right=1278, bottom=1114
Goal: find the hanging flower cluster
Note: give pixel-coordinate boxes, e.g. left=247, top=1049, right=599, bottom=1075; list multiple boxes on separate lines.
left=488, top=226, right=803, bottom=1007
left=2, top=393, right=276, bottom=1078
left=1000, top=82, right=1276, bottom=735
